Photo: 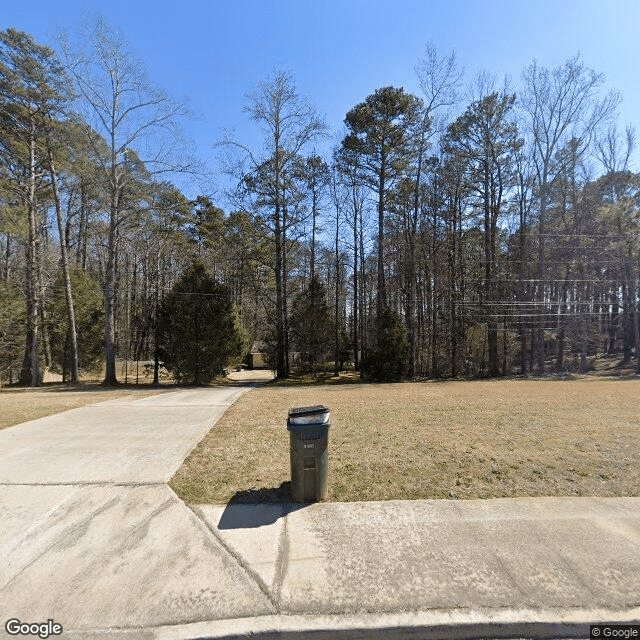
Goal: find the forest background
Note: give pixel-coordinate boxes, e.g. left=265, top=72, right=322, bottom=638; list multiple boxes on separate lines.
left=1, top=2, right=639, bottom=386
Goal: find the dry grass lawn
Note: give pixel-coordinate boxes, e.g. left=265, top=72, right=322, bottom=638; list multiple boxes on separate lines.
left=0, top=385, right=170, bottom=430
left=169, top=378, right=640, bottom=504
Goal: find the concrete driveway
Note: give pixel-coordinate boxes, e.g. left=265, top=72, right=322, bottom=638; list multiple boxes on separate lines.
left=1, top=380, right=639, bottom=639
left=0, top=385, right=276, bottom=637
left=0, top=386, right=253, bottom=484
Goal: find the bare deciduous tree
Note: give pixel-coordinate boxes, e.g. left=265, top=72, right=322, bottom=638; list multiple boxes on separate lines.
left=596, top=123, right=636, bottom=175
left=521, top=54, right=620, bottom=372
left=59, top=15, right=191, bottom=383
left=221, top=69, right=326, bottom=379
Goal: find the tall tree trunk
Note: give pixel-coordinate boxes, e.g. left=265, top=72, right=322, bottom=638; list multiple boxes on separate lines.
left=407, top=232, right=418, bottom=378
left=282, top=201, right=290, bottom=378
left=622, top=264, right=634, bottom=363
left=533, top=164, right=550, bottom=375
left=352, top=188, right=359, bottom=371
left=48, top=148, right=80, bottom=383
left=334, top=199, right=340, bottom=377
left=40, top=297, right=52, bottom=371
left=518, top=225, right=528, bottom=375
left=485, top=168, right=498, bottom=377
left=407, top=124, right=427, bottom=378
left=153, top=253, right=161, bottom=386
left=20, top=123, right=41, bottom=386
left=358, top=207, right=366, bottom=376
left=103, top=198, right=118, bottom=384
left=376, top=161, right=386, bottom=321
left=77, top=182, right=88, bottom=268
left=274, top=190, right=287, bottom=379
left=447, top=200, right=458, bottom=377
left=310, top=188, right=317, bottom=282
left=430, top=201, right=438, bottom=378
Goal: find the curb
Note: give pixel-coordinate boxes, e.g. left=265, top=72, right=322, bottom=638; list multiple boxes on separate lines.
left=58, top=607, right=640, bottom=639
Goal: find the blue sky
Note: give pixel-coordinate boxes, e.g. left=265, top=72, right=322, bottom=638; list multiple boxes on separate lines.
left=4, top=0, right=639, bottom=201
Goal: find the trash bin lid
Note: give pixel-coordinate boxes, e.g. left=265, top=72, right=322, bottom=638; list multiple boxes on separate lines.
left=288, top=405, right=330, bottom=425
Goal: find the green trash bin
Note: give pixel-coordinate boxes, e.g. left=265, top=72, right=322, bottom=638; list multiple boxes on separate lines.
left=287, top=405, right=330, bottom=502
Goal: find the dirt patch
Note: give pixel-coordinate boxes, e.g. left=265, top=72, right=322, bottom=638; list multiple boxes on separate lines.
left=169, top=378, right=640, bottom=504
left=226, top=369, right=275, bottom=383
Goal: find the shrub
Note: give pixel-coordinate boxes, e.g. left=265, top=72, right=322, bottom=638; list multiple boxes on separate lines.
left=157, top=261, right=246, bottom=384
left=289, top=276, right=332, bottom=373
left=47, top=265, right=105, bottom=380
left=361, top=306, right=409, bottom=382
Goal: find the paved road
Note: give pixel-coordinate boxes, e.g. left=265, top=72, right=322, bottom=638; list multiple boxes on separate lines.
left=1, top=384, right=639, bottom=639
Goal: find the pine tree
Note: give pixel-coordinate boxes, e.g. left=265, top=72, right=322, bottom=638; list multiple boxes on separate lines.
left=362, top=306, right=409, bottom=382
left=0, top=28, right=71, bottom=385
left=157, top=262, right=246, bottom=384
left=289, top=276, right=332, bottom=373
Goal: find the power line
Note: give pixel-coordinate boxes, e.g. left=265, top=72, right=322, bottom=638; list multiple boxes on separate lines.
left=453, top=300, right=634, bottom=307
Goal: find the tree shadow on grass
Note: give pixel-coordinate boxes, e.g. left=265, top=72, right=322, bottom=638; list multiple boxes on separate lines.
left=218, top=481, right=308, bottom=529
left=228, top=481, right=293, bottom=504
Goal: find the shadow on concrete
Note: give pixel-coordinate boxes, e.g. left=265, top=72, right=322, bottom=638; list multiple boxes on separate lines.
left=217, top=482, right=308, bottom=529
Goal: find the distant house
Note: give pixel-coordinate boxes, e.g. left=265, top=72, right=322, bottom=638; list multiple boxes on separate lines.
left=247, top=342, right=267, bottom=369
left=245, top=341, right=300, bottom=370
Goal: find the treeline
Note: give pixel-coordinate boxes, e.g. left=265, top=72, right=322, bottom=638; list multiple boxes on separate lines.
left=1, top=24, right=639, bottom=386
